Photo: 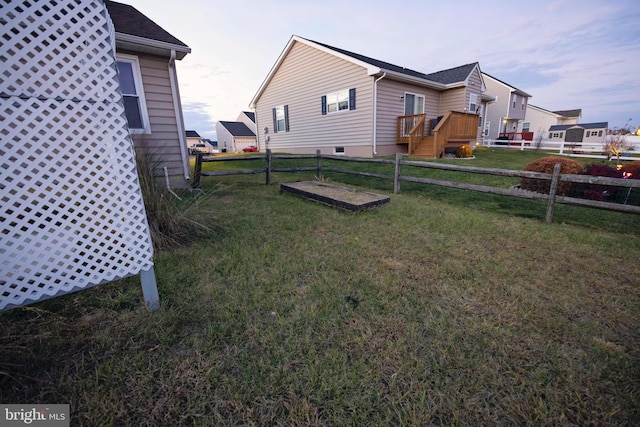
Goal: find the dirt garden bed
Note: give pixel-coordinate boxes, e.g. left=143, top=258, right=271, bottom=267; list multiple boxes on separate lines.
left=281, top=181, right=390, bottom=212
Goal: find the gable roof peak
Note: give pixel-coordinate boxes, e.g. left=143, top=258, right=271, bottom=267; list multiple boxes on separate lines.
left=104, top=0, right=190, bottom=59
left=482, top=71, right=531, bottom=97
left=251, top=34, right=482, bottom=108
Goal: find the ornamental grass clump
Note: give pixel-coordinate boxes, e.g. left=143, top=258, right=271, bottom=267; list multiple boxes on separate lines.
left=519, top=156, right=583, bottom=195
left=455, top=144, right=473, bottom=158
left=136, top=151, right=219, bottom=251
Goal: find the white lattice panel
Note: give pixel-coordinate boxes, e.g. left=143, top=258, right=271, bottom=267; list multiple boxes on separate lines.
left=1, top=0, right=155, bottom=310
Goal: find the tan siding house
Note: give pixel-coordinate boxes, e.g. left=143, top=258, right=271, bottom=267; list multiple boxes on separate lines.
left=251, top=36, right=495, bottom=158
left=524, top=105, right=582, bottom=139
left=105, top=1, right=191, bottom=188
left=255, top=41, right=374, bottom=156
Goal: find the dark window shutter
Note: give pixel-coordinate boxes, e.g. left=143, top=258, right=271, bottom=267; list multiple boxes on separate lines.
left=349, top=88, right=356, bottom=110
left=321, top=96, right=327, bottom=115
left=272, top=107, right=277, bottom=133
left=284, top=105, right=290, bottom=132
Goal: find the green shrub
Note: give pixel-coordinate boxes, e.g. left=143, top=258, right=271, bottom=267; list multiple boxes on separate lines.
left=519, top=156, right=583, bottom=195
left=455, top=144, right=473, bottom=158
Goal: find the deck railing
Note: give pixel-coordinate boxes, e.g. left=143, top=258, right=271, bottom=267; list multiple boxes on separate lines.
left=397, top=114, right=429, bottom=142
left=408, top=115, right=426, bottom=155
left=397, top=112, right=479, bottom=157
left=432, top=111, right=480, bottom=158
left=499, top=132, right=534, bottom=141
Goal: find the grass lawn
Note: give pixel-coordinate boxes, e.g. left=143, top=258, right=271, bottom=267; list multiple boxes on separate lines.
left=1, top=149, right=639, bottom=425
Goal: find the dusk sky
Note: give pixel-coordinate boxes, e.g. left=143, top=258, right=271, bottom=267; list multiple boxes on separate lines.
left=123, top=0, right=640, bottom=141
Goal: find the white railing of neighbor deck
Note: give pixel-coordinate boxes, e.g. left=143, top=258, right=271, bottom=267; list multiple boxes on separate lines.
left=0, top=0, right=159, bottom=311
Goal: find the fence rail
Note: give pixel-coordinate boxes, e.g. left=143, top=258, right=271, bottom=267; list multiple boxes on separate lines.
left=483, top=139, right=640, bottom=161
left=192, top=150, right=640, bottom=223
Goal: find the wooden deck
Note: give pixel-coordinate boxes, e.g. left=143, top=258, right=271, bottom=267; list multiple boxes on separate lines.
left=397, top=111, right=479, bottom=158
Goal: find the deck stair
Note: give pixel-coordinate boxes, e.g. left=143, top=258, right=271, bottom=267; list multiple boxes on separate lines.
left=397, top=111, right=479, bottom=158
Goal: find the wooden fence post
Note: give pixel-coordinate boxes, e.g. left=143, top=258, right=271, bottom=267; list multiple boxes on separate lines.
left=545, top=162, right=562, bottom=223
left=394, top=152, right=403, bottom=194
left=192, top=152, right=202, bottom=189
left=266, top=149, right=272, bottom=185
left=316, top=149, right=323, bottom=180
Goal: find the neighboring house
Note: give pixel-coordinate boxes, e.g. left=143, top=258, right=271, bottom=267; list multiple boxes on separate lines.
left=203, top=138, right=219, bottom=151
left=548, top=122, right=609, bottom=145
left=216, top=120, right=257, bottom=152
left=105, top=0, right=191, bottom=188
left=524, top=105, right=582, bottom=136
left=237, top=111, right=258, bottom=134
left=186, top=130, right=202, bottom=150
left=551, top=109, right=582, bottom=125
left=481, top=73, right=532, bottom=141
left=249, top=35, right=495, bottom=158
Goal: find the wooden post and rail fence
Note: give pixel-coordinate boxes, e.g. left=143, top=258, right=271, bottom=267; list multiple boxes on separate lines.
left=193, top=150, right=640, bottom=224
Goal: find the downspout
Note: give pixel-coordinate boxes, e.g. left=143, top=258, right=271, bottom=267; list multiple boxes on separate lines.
left=168, top=49, right=190, bottom=181
left=372, top=72, right=386, bottom=156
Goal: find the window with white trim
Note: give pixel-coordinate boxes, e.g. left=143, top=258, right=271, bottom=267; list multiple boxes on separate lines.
left=322, top=89, right=356, bottom=114
left=116, top=54, right=149, bottom=133
left=469, top=94, right=478, bottom=114
left=272, top=105, right=289, bottom=133
left=404, top=92, right=425, bottom=115
left=333, top=146, right=345, bottom=155
left=523, top=122, right=530, bottom=132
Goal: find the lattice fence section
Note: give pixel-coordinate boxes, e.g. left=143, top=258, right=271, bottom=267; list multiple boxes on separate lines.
left=1, top=0, right=155, bottom=311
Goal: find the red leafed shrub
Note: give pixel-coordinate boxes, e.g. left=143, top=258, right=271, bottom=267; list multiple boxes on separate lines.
left=580, top=163, right=623, bottom=201
left=622, top=161, right=640, bottom=179
left=583, top=163, right=623, bottom=178
left=520, top=156, right=583, bottom=195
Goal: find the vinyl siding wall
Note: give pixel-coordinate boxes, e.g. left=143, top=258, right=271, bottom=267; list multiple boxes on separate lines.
left=507, top=93, right=527, bottom=121
left=438, top=87, right=466, bottom=116
left=524, top=107, right=561, bottom=136
left=482, top=76, right=510, bottom=140
left=255, top=42, right=374, bottom=156
left=123, top=50, right=188, bottom=188
left=466, top=69, right=485, bottom=141
left=215, top=123, right=234, bottom=153
left=375, top=79, right=440, bottom=155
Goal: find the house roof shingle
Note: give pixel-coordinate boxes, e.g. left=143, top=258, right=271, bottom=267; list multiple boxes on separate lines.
left=242, top=111, right=256, bottom=123
left=552, top=109, right=582, bottom=118
left=549, top=122, right=608, bottom=131
left=104, top=0, right=190, bottom=58
left=219, top=121, right=256, bottom=137
left=251, top=35, right=486, bottom=108
left=186, top=130, right=200, bottom=138
left=304, top=38, right=478, bottom=86
left=482, top=72, right=531, bottom=98
left=424, top=63, right=479, bottom=85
